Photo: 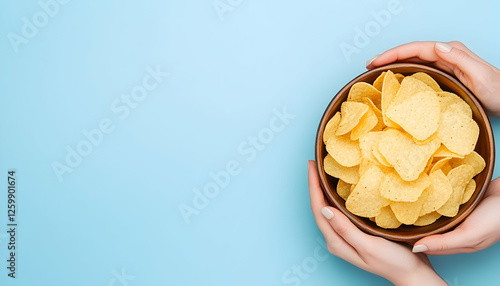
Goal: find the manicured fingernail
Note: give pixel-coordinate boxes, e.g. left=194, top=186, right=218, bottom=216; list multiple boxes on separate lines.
left=366, top=55, right=378, bottom=67
left=412, top=244, right=429, bottom=253
left=321, top=207, right=334, bottom=219
left=435, top=42, right=452, bottom=53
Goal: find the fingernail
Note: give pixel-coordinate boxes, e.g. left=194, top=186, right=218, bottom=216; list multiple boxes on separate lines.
left=366, top=55, right=378, bottom=67
left=412, top=244, right=429, bottom=253
left=435, top=42, right=452, bottom=53
left=321, top=207, right=334, bottom=219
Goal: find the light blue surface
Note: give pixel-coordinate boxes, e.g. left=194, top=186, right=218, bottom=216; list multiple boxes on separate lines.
left=1, top=0, right=500, bottom=285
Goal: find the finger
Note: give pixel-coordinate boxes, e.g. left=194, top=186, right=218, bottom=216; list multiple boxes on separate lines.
left=447, top=41, right=493, bottom=67
left=321, top=206, right=372, bottom=252
left=422, top=247, right=478, bottom=256
left=367, top=41, right=442, bottom=69
left=434, top=42, right=485, bottom=85
left=412, top=228, right=474, bottom=254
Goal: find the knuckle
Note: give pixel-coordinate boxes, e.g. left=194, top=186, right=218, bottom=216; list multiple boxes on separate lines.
left=454, top=49, right=469, bottom=61
left=334, top=224, right=350, bottom=237
left=326, top=242, right=340, bottom=255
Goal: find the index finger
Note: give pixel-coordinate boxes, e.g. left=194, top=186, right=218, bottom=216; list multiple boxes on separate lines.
left=368, top=41, right=442, bottom=68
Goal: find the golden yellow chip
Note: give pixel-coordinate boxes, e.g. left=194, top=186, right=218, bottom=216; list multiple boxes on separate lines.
left=324, top=155, right=360, bottom=184
left=390, top=199, right=423, bottom=225
left=381, top=70, right=401, bottom=127
left=390, top=76, right=435, bottom=108
left=394, top=73, right=405, bottom=83
left=437, top=164, right=475, bottom=217
left=372, top=141, right=392, bottom=167
left=375, top=206, right=402, bottom=229
left=419, top=170, right=453, bottom=215
left=337, top=179, right=352, bottom=200
left=351, top=106, right=378, bottom=140
left=363, top=98, right=385, bottom=131
left=414, top=212, right=441, bottom=226
left=347, top=82, right=382, bottom=109
left=323, top=112, right=341, bottom=144
left=449, top=151, right=485, bottom=176
left=429, top=157, right=452, bottom=174
left=386, top=91, right=440, bottom=141
left=359, top=158, right=392, bottom=177
left=461, top=179, right=476, bottom=204
left=380, top=171, right=430, bottom=202
left=373, top=72, right=386, bottom=91
left=326, top=133, right=361, bottom=167
left=433, top=145, right=464, bottom=159
left=378, top=129, right=440, bottom=181
left=346, top=166, right=389, bottom=217
left=359, top=132, right=382, bottom=162
left=437, top=111, right=479, bottom=156
left=437, top=92, right=472, bottom=118
left=441, top=162, right=453, bottom=175
left=336, top=102, right=369, bottom=136
left=411, top=72, right=443, bottom=92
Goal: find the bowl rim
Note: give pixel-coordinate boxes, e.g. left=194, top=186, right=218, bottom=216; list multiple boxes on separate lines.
left=314, top=63, right=495, bottom=242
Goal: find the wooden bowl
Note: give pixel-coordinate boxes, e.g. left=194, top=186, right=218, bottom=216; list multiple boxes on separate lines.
left=315, top=63, right=495, bottom=242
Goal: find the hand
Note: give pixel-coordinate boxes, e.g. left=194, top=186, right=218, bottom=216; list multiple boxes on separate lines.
left=308, top=161, right=446, bottom=286
left=366, top=41, right=500, bottom=116
left=412, top=177, right=500, bottom=255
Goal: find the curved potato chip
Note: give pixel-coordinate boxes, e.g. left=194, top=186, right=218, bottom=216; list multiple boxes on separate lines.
left=336, top=102, right=369, bottom=136
left=433, top=145, right=464, bottom=159
left=429, top=157, right=452, bottom=174
left=437, top=164, right=475, bottom=217
left=411, top=72, right=443, bottom=92
left=386, top=91, right=440, bottom=141
left=359, top=158, right=392, bottom=177
left=337, top=179, right=351, bottom=200
left=362, top=98, right=385, bottom=131
left=394, top=73, right=405, bottom=83
left=380, top=171, right=430, bottom=202
left=378, top=129, right=440, bottom=181
left=437, top=91, right=472, bottom=118
left=372, top=142, right=392, bottom=167
left=375, top=206, right=402, bottom=229
left=461, top=179, right=476, bottom=204
left=390, top=76, right=435, bottom=108
left=346, top=166, right=389, bottom=217
left=381, top=70, right=400, bottom=127
left=351, top=107, right=378, bottom=140
left=324, top=155, right=360, bottom=184
left=414, top=212, right=441, bottom=226
left=323, top=112, right=341, bottom=144
left=359, top=132, right=383, bottom=162
left=326, top=133, right=361, bottom=167
left=419, top=170, right=453, bottom=215
left=449, top=151, right=485, bottom=176
left=373, top=72, right=386, bottom=91
left=390, top=199, right=423, bottom=225
left=347, top=82, right=382, bottom=109
left=437, top=111, right=479, bottom=156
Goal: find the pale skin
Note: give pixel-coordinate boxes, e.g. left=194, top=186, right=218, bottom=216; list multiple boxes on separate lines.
left=309, top=41, right=500, bottom=283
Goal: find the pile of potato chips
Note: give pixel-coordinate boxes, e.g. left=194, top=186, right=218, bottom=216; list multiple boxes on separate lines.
left=323, top=70, right=485, bottom=228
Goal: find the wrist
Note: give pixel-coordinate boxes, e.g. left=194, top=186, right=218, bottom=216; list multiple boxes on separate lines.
left=391, top=264, right=447, bottom=286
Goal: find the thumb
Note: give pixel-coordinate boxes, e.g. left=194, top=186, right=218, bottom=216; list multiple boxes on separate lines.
left=434, top=42, right=480, bottom=85
left=412, top=228, right=474, bottom=255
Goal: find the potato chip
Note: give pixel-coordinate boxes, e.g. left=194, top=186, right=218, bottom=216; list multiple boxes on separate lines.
left=378, top=129, right=440, bottom=181
left=394, top=73, right=405, bottom=83
left=375, top=206, right=402, bottom=229
left=461, top=179, right=476, bottom=204
left=429, top=157, right=452, bottom=174
left=363, top=98, right=385, bottom=131
left=390, top=199, right=423, bottom=225
left=441, top=162, right=453, bottom=175
left=381, top=70, right=401, bottom=127
left=437, top=92, right=472, bottom=118
left=411, top=72, right=443, bottom=92
left=372, top=141, right=392, bottom=167
left=414, top=212, right=441, bottom=226
left=386, top=91, right=440, bottom=141
left=390, top=76, right=435, bottom=108
left=359, top=158, right=392, bottom=177
left=351, top=106, right=378, bottom=140
left=437, top=111, right=479, bottom=156
left=381, top=170, right=430, bottom=202
left=369, top=217, right=376, bottom=222
left=323, top=112, right=341, bottom=144
left=346, top=166, right=389, bottom=217
left=433, top=145, right=464, bottom=159
left=359, top=132, right=382, bottom=162
left=324, top=155, right=360, bottom=184
left=337, top=179, right=352, bottom=200
left=347, top=82, right=382, bottom=109
left=437, top=164, right=475, bottom=217
left=449, top=151, right=485, bottom=176
left=336, top=102, right=369, bottom=136
left=326, top=133, right=361, bottom=167
left=419, top=170, right=453, bottom=215
left=373, top=72, right=386, bottom=91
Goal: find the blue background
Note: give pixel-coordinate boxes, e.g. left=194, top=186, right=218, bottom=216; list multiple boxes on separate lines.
left=1, top=0, right=500, bottom=285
